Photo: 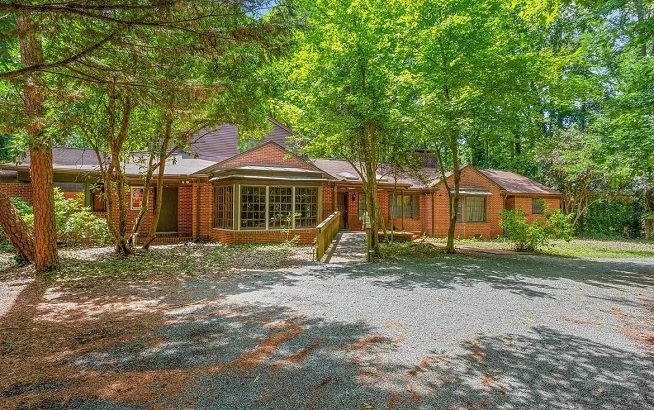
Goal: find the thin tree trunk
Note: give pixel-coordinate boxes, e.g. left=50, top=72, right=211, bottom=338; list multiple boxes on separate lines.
left=0, top=189, right=35, bottom=263
left=142, top=124, right=173, bottom=249
left=18, top=13, right=59, bottom=270
left=445, top=131, right=461, bottom=254
left=99, top=85, right=134, bottom=255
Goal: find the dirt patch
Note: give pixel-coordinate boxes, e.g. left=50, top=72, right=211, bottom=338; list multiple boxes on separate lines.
left=332, top=335, right=392, bottom=351
left=406, top=355, right=450, bottom=377
left=229, top=321, right=303, bottom=370
left=467, top=340, right=486, bottom=363
left=271, top=339, right=321, bottom=367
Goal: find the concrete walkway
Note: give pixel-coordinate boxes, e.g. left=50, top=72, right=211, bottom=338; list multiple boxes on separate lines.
left=324, top=231, right=367, bottom=263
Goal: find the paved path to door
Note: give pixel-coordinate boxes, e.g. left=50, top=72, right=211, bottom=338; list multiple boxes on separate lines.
left=325, top=231, right=367, bottom=263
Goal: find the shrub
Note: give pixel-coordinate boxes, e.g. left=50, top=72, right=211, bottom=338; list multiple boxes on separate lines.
left=1, top=189, right=110, bottom=248
left=500, top=206, right=573, bottom=252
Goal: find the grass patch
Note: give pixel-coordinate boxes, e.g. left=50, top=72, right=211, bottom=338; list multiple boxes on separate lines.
left=429, top=237, right=654, bottom=258
left=378, top=241, right=443, bottom=261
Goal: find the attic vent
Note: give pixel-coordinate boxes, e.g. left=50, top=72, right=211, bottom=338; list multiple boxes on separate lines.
left=338, top=172, right=358, bottom=181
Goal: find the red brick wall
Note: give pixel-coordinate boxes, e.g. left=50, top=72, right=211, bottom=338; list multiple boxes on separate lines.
left=210, top=228, right=317, bottom=245
left=0, top=182, right=33, bottom=204
left=431, top=167, right=505, bottom=239
left=98, top=186, right=196, bottom=237
left=198, top=183, right=214, bottom=238
left=216, top=143, right=317, bottom=171
left=323, top=185, right=336, bottom=219
left=178, top=186, right=193, bottom=236
left=510, top=196, right=562, bottom=224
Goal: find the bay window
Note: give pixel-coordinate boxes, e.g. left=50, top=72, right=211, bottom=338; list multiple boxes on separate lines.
left=240, top=186, right=267, bottom=229
left=212, top=185, right=320, bottom=230
left=269, top=187, right=293, bottom=228
left=213, top=186, right=234, bottom=229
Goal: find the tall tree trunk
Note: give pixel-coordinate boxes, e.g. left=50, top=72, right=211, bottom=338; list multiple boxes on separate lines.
left=445, top=134, right=460, bottom=254
left=142, top=124, right=173, bottom=250
left=0, top=189, right=35, bottom=263
left=435, top=142, right=460, bottom=254
left=18, top=13, right=59, bottom=271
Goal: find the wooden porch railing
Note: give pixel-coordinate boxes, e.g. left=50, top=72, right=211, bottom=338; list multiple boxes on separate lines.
left=315, top=211, right=340, bottom=261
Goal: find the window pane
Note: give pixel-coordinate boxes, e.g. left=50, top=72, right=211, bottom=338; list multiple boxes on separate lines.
left=241, top=186, right=266, bottom=229
left=389, top=194, right=400, bottom=219
left=359, top=193, right=367, bottom=220
left=91, top=183, right=106, bottom=212
left=296, top=187, right=318, bottom=227
left=532, top=198, right=544, bottom=214
left=269, top=187, right=293, bottom=229
left=131, top=188, right=144, bottom=210
left=411, top=195, right=420, bottom=218
left=456, top=198, right=463, bottom=222
left=213, top=186, right=234, bottom=229
left=465, top=196, right=486, bottom=222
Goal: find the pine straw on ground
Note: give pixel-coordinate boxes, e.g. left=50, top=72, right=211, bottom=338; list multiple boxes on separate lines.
left=0, top=278, right=410, bottom=409
left=1, top=242, right=314, bottom=284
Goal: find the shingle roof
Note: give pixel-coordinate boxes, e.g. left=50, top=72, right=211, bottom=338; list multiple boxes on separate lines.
left=311, top=158, right=436, bottom=189
left=3, top=147, right=216, bottom=177
left=479, top=169, right=561, bottom=195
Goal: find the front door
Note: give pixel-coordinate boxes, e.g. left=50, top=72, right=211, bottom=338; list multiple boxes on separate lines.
left=157, top=187, right=178, bottom=233
left=338, top=192, right=349, bottom=229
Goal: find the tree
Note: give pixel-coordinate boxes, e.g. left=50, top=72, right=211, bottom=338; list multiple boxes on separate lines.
left=0, top=189, right=35, bottom=263
left=400, top=0, right=561, bottom=252
left=1, top=1, right=294, bottom=259
left=279, top=0, right=408, bottom=259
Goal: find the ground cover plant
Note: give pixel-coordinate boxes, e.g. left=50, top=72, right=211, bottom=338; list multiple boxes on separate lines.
left=0, top=189, right=110, bottom=252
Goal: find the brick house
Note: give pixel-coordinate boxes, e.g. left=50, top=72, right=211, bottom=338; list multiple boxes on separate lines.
left=0, top=118, right=561, bottom=244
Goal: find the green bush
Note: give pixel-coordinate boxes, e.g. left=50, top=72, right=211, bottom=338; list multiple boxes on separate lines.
left=500, top=206, right=573, bottom=252
left=0, top=189, right=110, bottom=249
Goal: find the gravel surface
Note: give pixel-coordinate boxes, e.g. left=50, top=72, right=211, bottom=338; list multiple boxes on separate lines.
left=2, top=253, right=653, bottom=409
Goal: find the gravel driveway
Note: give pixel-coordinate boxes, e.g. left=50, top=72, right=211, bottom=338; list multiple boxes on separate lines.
left=2, top=253, right=653, bottom=409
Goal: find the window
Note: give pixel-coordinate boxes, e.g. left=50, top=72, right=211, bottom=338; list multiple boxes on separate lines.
left=465, top=196, right=487, bottom=222
left=295, top=187, right=318, bottom=227
left=456, top=199, right=463, bottom=222
left=391, top=194, right=420, bottom=219
left=213, top=186, right=234, bottom=229
left=269, top=187, right=293, bottom=228
left=358, top=193, right=366, bottom=220
left=240, top=186, right=267, bottom=229
left=91, top=183, right=106, bottom=212
left=131, top=187, right=145, bottom=210
left=455, top=196, right=487, bottom=223
left=532, top=198, right=544, bottom=214
left=226, top=185, right=320, bottom=230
